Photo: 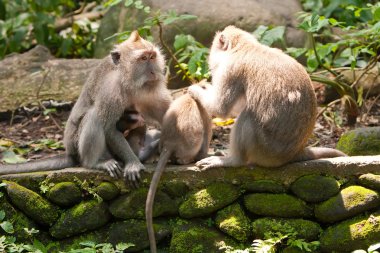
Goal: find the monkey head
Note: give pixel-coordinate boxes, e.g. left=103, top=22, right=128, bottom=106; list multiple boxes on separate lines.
left=110, top=31, right=166, bottom=88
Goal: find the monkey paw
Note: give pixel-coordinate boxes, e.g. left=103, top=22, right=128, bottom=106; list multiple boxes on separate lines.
left=98, top=159, right=123, bottom=178
left=195, top=156, right=225, bottom=170
left=123, top=162, right=144, bottom=188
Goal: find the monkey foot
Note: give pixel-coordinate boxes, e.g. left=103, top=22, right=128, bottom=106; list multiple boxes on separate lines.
left=195, top=156, right=228, bottom=170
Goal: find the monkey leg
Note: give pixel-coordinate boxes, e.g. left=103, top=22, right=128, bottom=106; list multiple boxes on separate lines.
left=78, top=108, right=123, bottom=178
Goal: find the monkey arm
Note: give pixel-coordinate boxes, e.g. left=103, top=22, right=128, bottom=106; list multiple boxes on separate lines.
left=139, top=92, right=172, bottom=126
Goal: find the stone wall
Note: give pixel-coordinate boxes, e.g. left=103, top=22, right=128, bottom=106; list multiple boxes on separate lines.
left=1, top=156, right=380, bottom=252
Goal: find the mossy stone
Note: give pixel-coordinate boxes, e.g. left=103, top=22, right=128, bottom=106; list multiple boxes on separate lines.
left=109, top=188, right=177, bottom=219
left=170, top=223, right=235, bottom=253
left=336, top=127, right=380, bottom=155
left=215, top=203, right=251, bottom=242
left=242, top=180, right=286, bottom=193
left=251, top=218, right=322, bottom=241
left=108, top=219, right=171, bottom=252
left=50, top=200, right=111, bottom=239
left=290, top=175, right=340, bottom=203
left=0, top=195, right=38, bottom=242
left=179, top=182, right=240, bottom=218
left=47, top=182, right=82, bottom=207
left=359, top=173, right=380, bottom=191
left=320, top=212, right=380, bottom=252
left=162, top=180, right=189, bottom=198
left=315, top=185, right=380, bottom=223
left=4, top=180, right=60, bottom=226
left=94, top=182, right=120, bottom=201
left=244, top=193, right=313, bottom=218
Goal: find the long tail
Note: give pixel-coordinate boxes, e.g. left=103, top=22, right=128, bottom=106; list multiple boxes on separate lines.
left=146, top=148, right=171, bottom=253
left=292, top=147, right=347, bottom=162
left=0, top=154, right=77, bottom=175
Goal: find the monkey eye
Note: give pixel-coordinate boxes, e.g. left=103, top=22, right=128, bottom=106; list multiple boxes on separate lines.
left=141, top=55, right=148, bottom=60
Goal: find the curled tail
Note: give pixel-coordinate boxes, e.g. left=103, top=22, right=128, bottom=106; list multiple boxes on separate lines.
left=146, top=148, right=171, bottom=253
left=0, top=154, right=77, bottom=175
left=292, top=147, right=347, bottom=162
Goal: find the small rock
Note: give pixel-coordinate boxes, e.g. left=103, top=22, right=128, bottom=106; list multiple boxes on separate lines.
left=358, top=173, right=380, bottom=191
left=215, top=203, right=251, bottom=242
left=50, top=200, right=111, bottom=239
left=109, top=188, right=177, bottom=219
left=251, top=218, right=322, bottom=241
left=320, top=212, right=380, bottom=252
left=336, top=127, right=380, bottom=155
left=4, top=180, right=60, bottom=226
left=243, top=180, right=286, bottom=193
left=244, top=193, right=313, bottom=218
left=179, top=182, right=240, bottom=218
left=47, top=182, right=82, bottom=207
left=315, top=185, right=380, bottom=223
left=290, top=175, right=340, bottom=203
left=94, top=182, right=120, bottom=201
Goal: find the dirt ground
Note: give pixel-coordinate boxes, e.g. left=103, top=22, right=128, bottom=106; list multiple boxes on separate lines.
left=0, top=89, right=379, bottom=162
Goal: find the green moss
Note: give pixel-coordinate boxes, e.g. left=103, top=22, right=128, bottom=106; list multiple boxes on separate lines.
left=162, top=180, right=189, bottom=198
left=109, top=188, right=177, bottom=219
left=47, top=182, right=82, bottom=207
left=4, top=180, right=60, bottom=226
left=290, top=175, right=340, bottom=203
left=179, top=182, right=240, bottom=218
left=50, top=200, right=111, bottom=239
left=320, top=212, right=380, bottom=252
left=244, top=193, right=313, bottom=218
left=359, top=173, right=380, bottom=191
left=336, top=127, right=380, bottom=155
left=251, top=218, right=322, bottom=241
left=315, top=185, right=380, bottom=223
left=94, top=182, right=120, bottom=201
left=170, top=223, right=235, bottom=253
left=215, top=203, right=251, bottom=242
left=242, top=180, right=286, bottom=193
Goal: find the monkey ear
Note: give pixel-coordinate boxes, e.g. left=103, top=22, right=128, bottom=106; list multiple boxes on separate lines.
left=129, top=30, right=141, bottom=42
left=219, top=34, right=229, bottom=51
left=111, top=50, right=121, bottom=65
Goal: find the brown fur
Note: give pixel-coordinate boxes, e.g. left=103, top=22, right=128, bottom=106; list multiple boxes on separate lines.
left=189, top=26, right=346, bottom=170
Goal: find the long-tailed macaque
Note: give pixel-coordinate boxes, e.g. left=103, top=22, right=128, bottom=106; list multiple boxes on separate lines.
left=0, top=31, right=172, bottom=184
left=188, top=26, right=346, bottom=170
left=144, top=81, right=212, bottom=253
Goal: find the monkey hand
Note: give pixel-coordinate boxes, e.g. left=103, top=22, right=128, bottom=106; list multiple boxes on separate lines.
left=195, top=156, right=227, bottom=170
left=123, top=161, right=144, bottom=187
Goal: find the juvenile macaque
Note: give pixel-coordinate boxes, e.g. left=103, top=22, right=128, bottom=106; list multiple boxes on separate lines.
left=0, top=31, right=172, bottom=184
left=145, top=81, right=212, bottom=253
left=188, top=26, right=346, bottom=170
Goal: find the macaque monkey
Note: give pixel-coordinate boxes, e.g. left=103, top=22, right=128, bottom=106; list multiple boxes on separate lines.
left=0, top=31, right=172, bottom=184
left=145, top=81, right=212, bottom=253
left=188, top=26, right=346, bottom=170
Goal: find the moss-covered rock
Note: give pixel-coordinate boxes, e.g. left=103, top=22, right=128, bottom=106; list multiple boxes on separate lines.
left=162, top=180, right=189, bottom=198
left=215, top=203, right=251, bottom=242
left=50, top=200, right=111, bottom=239
left=109, top=188, right=177, bottom=219
left=251, top=218, right=322, bottom=241
left=170, top=223, right=235, bottom=253
left=4, top=180, right=60, bottom=226
left=290, top=175, right=340, bottom=203
left=315, top=185, right=380, bottom=223
left=0, top=195, right=38, bottom=242
left=336, top=127, right=380, bottom=155
left=179, top=182, right=240, bottom=218
left=358, top=173, right=380, bottom=191
left=94, top=182, right=120, bottom=201
left=320, top=212, right=380, bottom=252
left=108, top=219, right=171, bottom=252
left=244, top=193, right=313, bottom=218
left=47, top=182, right=82, bottom=207
left=242, top=180, right=286, bottom=193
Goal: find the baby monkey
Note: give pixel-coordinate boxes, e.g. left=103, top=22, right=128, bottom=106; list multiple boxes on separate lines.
left=189, top=26, right=346, bottom=170
left=144, top=80, right=212, bottom=253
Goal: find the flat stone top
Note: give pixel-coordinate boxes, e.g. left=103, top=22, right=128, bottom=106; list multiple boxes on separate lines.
left=1, top=155, right=379, bottom=187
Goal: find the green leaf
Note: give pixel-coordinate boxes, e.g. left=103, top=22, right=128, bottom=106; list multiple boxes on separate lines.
left=79, top=241, right=96, bottom=248
left=1, top=221, right=14, bottom=234
left=124, top=0, right=133, bottom=7
left=1, top=150, right=26, bottom=164
left=0, top=210, right=5, bottom=221
left=116, top=242, right=134, bottom=250
left=252, top=25, right=269, bottom=39
left=374, top=7, right=380, bottom=21
left=369, top=242, right=380, bottom=252
left=104, top=0, right=122, bottom=7
left=174, top=34, right=189, bottom=50
left=33, top=239, right=47, bottom=253
left=286, top=47, right=307, bottom=58
left=259, top=26, right=285, bottom=46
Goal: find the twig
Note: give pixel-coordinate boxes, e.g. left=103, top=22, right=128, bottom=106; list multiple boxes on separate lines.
left=351, top=54, right=380, bottom=88
left=54, top=11, right=104, bottom=31
left=310, top=33, right=339, bottom=77
left=317, top=99, right=341, bottom=119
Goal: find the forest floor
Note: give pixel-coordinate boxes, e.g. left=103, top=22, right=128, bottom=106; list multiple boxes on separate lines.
left=0, top=85, right=379, bottom=163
